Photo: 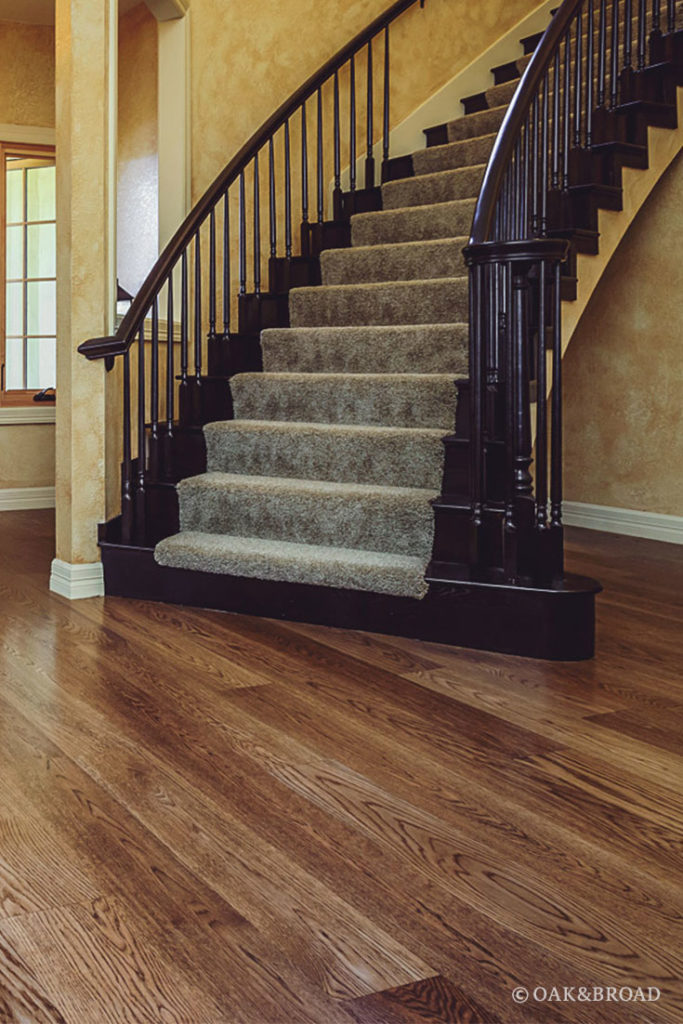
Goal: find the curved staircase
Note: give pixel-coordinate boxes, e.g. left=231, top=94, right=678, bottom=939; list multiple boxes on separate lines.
left=81, top=0, right=683, bottom=659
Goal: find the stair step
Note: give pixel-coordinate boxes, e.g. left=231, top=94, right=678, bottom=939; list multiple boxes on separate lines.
left=261, top=323, right=469, bottom=374
left=492, top=53, right=532, bottom=85
left=230, top=371, right=459, bottom=430
left=382, top=165, right=487, bottom=209
left=154, top=532, right=430, bottom=599
left=320, top=237, right=469, bottom=285
left=351, top=200, right=477, bottom=246
left=412, top=134, right=497, bottom=175
left=290, top=276, right=469, bottom=327
left=443, top=104, right=509, bottom=144
left=204, top=419, right=448, bottom=489
left=177, top=472, right=437, bottom=557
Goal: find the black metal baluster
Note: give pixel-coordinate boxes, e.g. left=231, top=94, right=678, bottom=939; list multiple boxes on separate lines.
left=317, top=86, right=324, bottom=223
left=541, top=72, right=549, bottom=234
left=194, top=228, right=202, bottom=385
left=551, top=261, right=563, bottom=538
left=333, top=70, right=342, bottom=215
left=209, top=207, right=217, bottom=340
left=668, top=0, right=676, bottom=32
left=150, top=296, right=159, bottom=479
left=165, top=273, right=174, bottom=469
left=624, top=0, right=634, bottom=68
left=515, top=136, right=523, bottom=239
left=563, top=30, right=571, bottom=189
left=136, top=325, right=146, bottom=541
left=180, top=248, right=188, bottom=395
left=575, top=8, right=583, bottom=147
left=300, top=103, right=309, bottom=242
left=350, top=53, right=357, bottom=193
left=284, top=119, right=292, bottom=259
left=269, top=137, right=277, bottom=261
left=365, top=39, right=375, bottom=188
left=598, top=0, right=608, bottom=104
left=610, top=0, right=619, bottom=107
left=587, top=0, right=595, bottom=145
left=222, top=190, right=230, bottom=338
left=536, top=260, right=548, bottom=530
left=552, top=50, right=561, bottom=188
left=121, top=349, right=133, bottom=543
left=652, top=0, right=662, bottom=36
left=531, top=94, right=539, bottom=234
left=382, top=25, right=390, bottom=176
left=638, top=0, right=647, bottom=67
left=253, top=153, right=261, bottom=296
left=239, top=170, right=246, bottom=293
left=522, top=118, right=530, bottom=237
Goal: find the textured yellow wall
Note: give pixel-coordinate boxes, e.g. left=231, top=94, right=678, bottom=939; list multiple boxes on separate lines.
left=0, top=21, right=55, bottom=127
left=190, top=0, right=540, bottom=200
left=0, top=21, right=56, bottom=493
left=118, top=2, right=158, bottom=296
left=564, top=152, right=683, bottom=517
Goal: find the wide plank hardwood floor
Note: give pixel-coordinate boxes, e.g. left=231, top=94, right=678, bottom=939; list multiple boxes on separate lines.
left=0, top=509, right=680, bottom=1024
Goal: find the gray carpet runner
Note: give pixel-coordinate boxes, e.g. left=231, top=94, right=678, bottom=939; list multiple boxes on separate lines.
left=154, top=47, right=527, bottom=597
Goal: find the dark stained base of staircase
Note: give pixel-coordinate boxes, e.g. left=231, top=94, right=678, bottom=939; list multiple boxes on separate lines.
left=100, top=541, right=600, bottom=661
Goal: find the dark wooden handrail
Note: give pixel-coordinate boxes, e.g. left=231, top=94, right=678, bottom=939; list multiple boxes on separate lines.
left=79, top=0, right=424, bottom=361
left=469, top=0, right=581, bottom=245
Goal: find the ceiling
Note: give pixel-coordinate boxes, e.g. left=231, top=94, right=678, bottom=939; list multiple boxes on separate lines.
left=0, top=0, right=141, bottom=24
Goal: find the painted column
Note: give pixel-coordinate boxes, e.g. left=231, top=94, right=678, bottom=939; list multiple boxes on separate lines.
left=51, top=0, right=117, bottom=598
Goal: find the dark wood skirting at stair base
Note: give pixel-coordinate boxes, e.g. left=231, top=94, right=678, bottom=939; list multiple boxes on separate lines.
left=99, top=539, right=600, bottom=661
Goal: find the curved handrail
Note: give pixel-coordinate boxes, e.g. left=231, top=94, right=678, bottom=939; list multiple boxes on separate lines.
left=80, top=0, right=424, bottom=360
left=469, top=0, right=581, bottom=245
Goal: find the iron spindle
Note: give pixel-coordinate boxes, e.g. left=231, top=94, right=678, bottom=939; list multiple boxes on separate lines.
left=598, top=0, right=608, bottom=104
left=668, top=0, right=676, bottom=32
left=166, top=273, right=174, bottom=433
left=624, top=0, right=634, bottom=67
left=522, top=118, right=530, bottom=237
left=541, top=73, right=549, bottom=234
left=552, top=50, right=561, bottom=188
left=285, top=119, right=292, bottom=259
left=638, top=0, right=647, bottom=67
left=151, top=295, right=159, bottom=443
left=653, top=0, right=661, bottom=34
left=574, top=9, right=583, bottom=147
left=194, top=229, right=202, bottom=381
left=515, top=136, right=523, bottom=239
left=317, top=87, right=324, bottom=223
left=563, top=30, right=571, bottom=189
left=223, top=191, right=230, bottom=336
left=239, top=170, right=246, bottom=293
left=253, top=153, right=261, bottom=295
left=350, top=54, right=357, bottom=192
left=209, top=207, right=216, bottom=337
left=269, top=137, right=277, bottom=258
left=531, top=95, right=539, bottom=234
left=536, top=260, right=548, bottom=529
left=301, top=103, right=309, bottom=230
left=365, top=39, right=375, bottom=189
left=587, top=0, right=595, bottom=144
left=180, top=249, right=188, bottom=386
left=121, top=349, right=133, bottom=543
left=333, top=70, right=341, bottom=206
left=551, top=261, right=563, bottom=531
left=382, top=26, right=390, bottom=169
left=136, top=324, right=146, bottom=540
left=610, top=0, right=619, bottom=107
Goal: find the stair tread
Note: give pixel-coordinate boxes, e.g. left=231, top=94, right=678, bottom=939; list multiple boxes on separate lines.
left=291, top=275, right=468, bottom=296
left=206, top=418, right=449, bottom=438
left=180, top=471, right=436, bottom=501
left=233, top=370, right=461, bottom=382
left=155, top=531, right=429, bottom=599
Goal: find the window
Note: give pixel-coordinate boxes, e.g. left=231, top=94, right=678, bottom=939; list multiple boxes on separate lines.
left=1, top=143, right=56, bottom=406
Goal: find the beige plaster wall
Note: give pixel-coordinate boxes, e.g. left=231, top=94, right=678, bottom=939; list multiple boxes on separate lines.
left=564, top=151, right=683, bottom=517
left=0, top=20, right=55, bottom=127
left=118, top=2, right=159, bottom=297
left=0, top=21, right=56, bottom=495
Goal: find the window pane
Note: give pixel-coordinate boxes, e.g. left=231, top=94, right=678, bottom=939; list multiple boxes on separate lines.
left=6, top=168, right=23, bottom=223
left=5, top=281, right=23, bottom=335
left=27, top=223, right=56, bottom=279
left=26, top=338, right=56, bottom=390
left=6, top=225, right=23, bottom=279
left=5, top=337, right=24, bottom=390
left=26, top=165, right=55, bottom=221
left=27, top=280, right=56, bottom=335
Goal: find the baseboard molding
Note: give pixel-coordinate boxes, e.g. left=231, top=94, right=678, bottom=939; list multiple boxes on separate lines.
left=564, top=502, right=683, bottom=545
left=0, top=486, right=55, bottom=511
left=50, top=559, right=105, bottom=600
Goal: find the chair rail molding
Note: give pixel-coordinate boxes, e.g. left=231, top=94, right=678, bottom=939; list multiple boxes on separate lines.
left=50, top=558, right=105, bottom=600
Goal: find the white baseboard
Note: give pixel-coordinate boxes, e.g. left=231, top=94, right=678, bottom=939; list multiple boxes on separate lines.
left=0, top=486, right=55, bottom=511
left=50, top=559, right=105, bottom=600
left=563, top=502, right=683, bottom=545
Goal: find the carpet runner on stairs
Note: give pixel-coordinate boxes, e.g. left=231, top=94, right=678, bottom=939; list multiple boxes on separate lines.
left=153, top=55, right=535, bottom=597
